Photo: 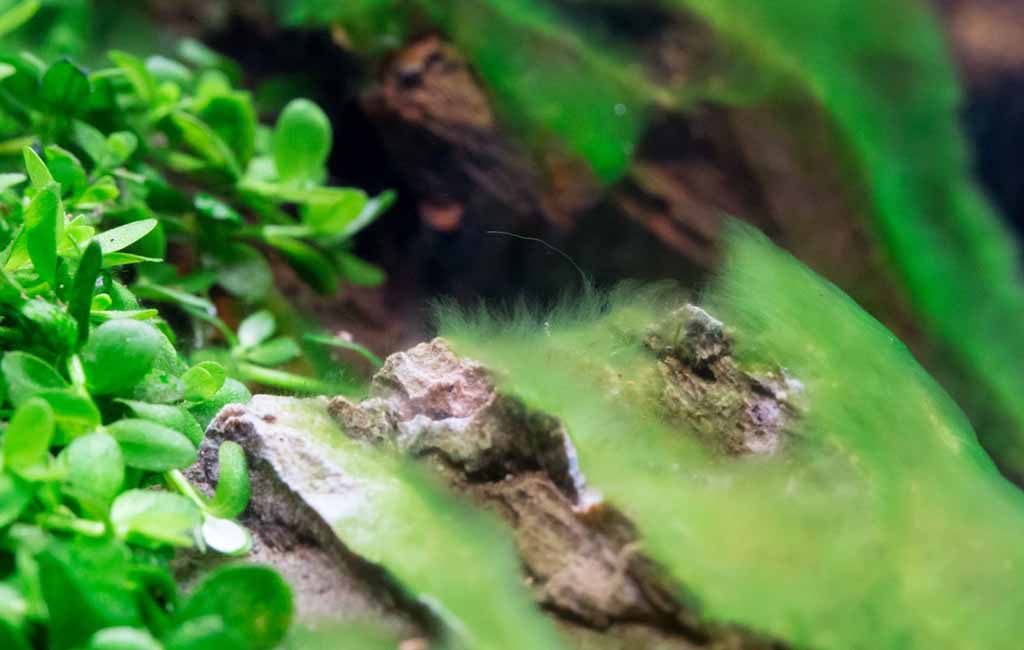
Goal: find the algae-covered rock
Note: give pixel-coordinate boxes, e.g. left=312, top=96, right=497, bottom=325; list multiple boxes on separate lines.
left=195, top=227, right=1024, bottom=650
left=439, top=225, right=1024, bottom=650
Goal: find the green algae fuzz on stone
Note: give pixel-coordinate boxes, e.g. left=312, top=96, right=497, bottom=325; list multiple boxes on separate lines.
left=669, top=0, right=1024, bottom=482
left=236, top=396, right=566, bottom=650
left=438, top=223, right=1024, bottom=650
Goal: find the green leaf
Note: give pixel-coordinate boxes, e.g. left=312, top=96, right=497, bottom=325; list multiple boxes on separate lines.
left=36, top=389, right=101, bottom=443
left=72, top=121, right=109, bottom=165
left=237, top=310, right=275, bottom=348
left=110, top=490, right=200, bottom=547
left=107, top=419, right=196, bottom=471
left=272, top=99, right=331, bottom=184
left=3, top=398, right=54, bottom=474
left=44, top=146, right=86, bottom=195
left=244, top=337, right=300, bottom=367
left=81, top=320, right=163, bottom=395
left=301, top=189, right=367, bottom=235
left=175, top=566, right=292, bottom=650
left=118, top=400, right=203, bottom=447
left=23, top=184, right=60, bottom=285
left=89, top=627, right=163, bottom=650
left=194, top=193, right=241, bottom=224
left=146, top=55, right=193, bottom=87
left=305, top=333, right=384, bottom=368
left=0, top=473, right=31, bottom=527
left=105, top=132, right=138, bottom=167
left=78, top=176, right=119, bottom=206
left=213, top=244, right=271, bottom=301
left=0, top=618, right=30, bottom=650
left=90, top=219, right=158, bottom=255
left=198, top=93, right=257, bottom=167
left=131, top=283, right=215, bottom=314
left=0, top=1, right=39, bottom=38
left=335, top=251, right=385, bottom=287
left=22, top=146, right=52, bottom=188
left=206, top=441, right=250, bottom=519
left=101, top=252, right=162, bottom=268
left=199, top=517, right=252, bottom=556
left=36, top=538, right=142, bottom=650
left=64, top=432, right=124, bottom=511
left=18, top=298, right=76, bottom=353
left=188, top=378, right=250, bottom=430
left=264, top=235, right=337, bottom=295
left=109, top=51, right=157, bottom=105
left=40, top=59, right=91, bottom=115
left=171, top=112, right=240, bottom=178
left=0, top=173, right=26, bottom=191
left=1, top=351, right=67, bottom=406
left=181, top=361, right=226, bottom=402
left=71, top=241, right=102, bottom=345
left=163, top=615, right=246, bottom=650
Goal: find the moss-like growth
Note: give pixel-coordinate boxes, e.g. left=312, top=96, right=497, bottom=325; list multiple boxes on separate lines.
left=439, top=223, right=1024, bottom=649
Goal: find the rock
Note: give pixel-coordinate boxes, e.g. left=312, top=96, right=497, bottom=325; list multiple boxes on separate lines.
left=189, top=309, right=783, bottom=649
left=185, top=396, right=426, bottom=638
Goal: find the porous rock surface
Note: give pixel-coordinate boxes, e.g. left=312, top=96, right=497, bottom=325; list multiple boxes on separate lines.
left=188, top=306, right=790, bottom=649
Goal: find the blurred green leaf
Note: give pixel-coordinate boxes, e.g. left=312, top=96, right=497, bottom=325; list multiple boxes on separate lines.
left=107, top=419, right=196, bottom=472
left=213, top=244, right=272, bottom=302
left=0, top=1, right=39, bottom=38
left=1, top=351, right=67, bottom=406
left=35, top=389, right=101, bottom=443
left=111, top=490, right=200, bottom=547
left=272, top=99, right=331, bottom=184
left=109, top=51, right=157, bottom=105
left=64, top=432, right=124, bottom=511
left=89, top=627, right=163, bottom=650
left=244, top=337, right=300, bottom=367
left=40, top=59, right=91, bottom=115
left=24, top=184, right=60, bottom=285
left=71, top=241, right=102, bottom=345
left=81, top=320, right=163, bottom=395
left=119, top=400, right=203, bottom=447
left=264, top=235, right=337, bottom=295
left=3, top=398, right=54, bottom=474
left=91, top=219, right=158, bottom=255
left=206, top=441, right=250, bottom=519
left=237, top=310, right=275, bottom=348
left=175, top=566, right=292, bottom=650
left=182, top=361, right=226, bottom=402
left=335, top=251, right=385, bottom=287
left=172, top=112, right=240, bottom=178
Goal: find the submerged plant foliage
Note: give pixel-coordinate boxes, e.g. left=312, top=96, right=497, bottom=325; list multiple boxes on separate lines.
left=0, top=145, right=300, bottom=648
left=439, top=224, right=1024, bottom=649
left=0, top=36, right=396, bottom=649
left=0, top=39, right=393, bottom=392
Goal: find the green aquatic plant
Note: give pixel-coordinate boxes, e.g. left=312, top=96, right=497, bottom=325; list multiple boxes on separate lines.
left=0, top=37, right=395, bottom=649
left=0, top=42, right=392, bottom=392
left=0, top=146, right=300, bottom=649
left=438, top=223, right=1024, bottom=649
